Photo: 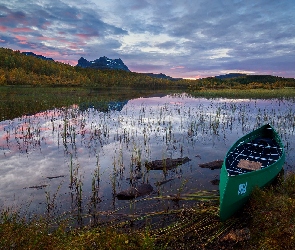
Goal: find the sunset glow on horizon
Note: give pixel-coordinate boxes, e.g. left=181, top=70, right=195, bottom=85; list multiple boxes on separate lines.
left=1, top=1, right=295, bottom=79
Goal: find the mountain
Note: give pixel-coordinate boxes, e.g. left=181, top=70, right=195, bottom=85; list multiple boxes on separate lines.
left=77, top=56, right=130, bottom=71
left=215, top=73, right=247, bottom=79
left=22, top=52, right=54, bottom=61
left=21, top=51, right=179, bottom=79
left=142, top=73, right=182, bottom=81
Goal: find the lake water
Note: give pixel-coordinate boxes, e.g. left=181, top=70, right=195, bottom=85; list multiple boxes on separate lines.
left=0, top=93, right=294, bottom=224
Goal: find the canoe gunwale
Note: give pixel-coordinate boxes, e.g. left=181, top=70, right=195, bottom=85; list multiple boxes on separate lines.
left=224, top=124, right=284, bottom=177
left=219, top=124, right=285, bottom=221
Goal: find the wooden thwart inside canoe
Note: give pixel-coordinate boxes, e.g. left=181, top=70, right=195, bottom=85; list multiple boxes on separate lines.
left=237, top=159, right=262, bottom=171
left=219, top=124, right=285, bottom=221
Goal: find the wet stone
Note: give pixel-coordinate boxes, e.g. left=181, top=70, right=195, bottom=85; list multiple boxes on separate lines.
left=116, top=183, right=154, bottom=200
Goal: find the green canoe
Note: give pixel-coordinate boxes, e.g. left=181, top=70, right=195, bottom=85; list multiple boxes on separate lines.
left=219, top=124, right=285, bottom=221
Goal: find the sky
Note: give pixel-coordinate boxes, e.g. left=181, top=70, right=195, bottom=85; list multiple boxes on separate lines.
left=0, top=0, right=295, bottom=79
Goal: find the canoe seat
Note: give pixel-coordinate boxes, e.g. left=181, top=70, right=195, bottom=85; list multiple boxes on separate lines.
left=237, top=159, right=262, bottom=170
left=226, top=136, right=283, bottom=176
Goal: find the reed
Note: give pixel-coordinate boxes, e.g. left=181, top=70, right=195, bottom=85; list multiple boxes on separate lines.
left=1, top=171, right=295, bottom=249
left=190, top=88, right=295, bottom=99
left=1, top=87, right=295, bottom=249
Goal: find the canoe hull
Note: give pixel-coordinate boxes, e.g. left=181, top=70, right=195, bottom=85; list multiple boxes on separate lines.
left=219, top=124, right=285, bottom=221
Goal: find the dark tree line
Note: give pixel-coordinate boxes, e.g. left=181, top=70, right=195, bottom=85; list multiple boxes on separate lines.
left=1, top=47, right=294, bottom=90
left=0, top=48, right=190, bottom=88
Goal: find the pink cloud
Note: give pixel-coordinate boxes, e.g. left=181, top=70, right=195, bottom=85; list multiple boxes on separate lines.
left=193, top=75, right=202, bottom=79
left=76, top=33, right=90, bottom=39
left=76, top=32, right=98, bottom=40
left=58, top=59, right=77, bottom=66
left=41, top=22, right=51, bottom=30
left=19, top=49, right=61, bottom=59
left=37, top=36, right=55, bottom=41
left=128, top=64, right=161, bottom=73
left=0, top=26, right=8, bottom=32
left=171, top=66, right=185, bottom=70
left=12, top=27, right=33, bottom=33
left=15, top=35, right=29, bottom=45
left=36, top=51, right=60, bottom=58
left=51, top=37, right=86, bottom=50
left=67, top=42, right=86, bottom=50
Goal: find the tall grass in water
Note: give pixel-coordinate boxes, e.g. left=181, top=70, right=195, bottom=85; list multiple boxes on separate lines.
left=0, top=209, right=156, bottom=249
left=1, top=93, right=295, bottom=249
left=190, top=88, right=295, bottom=99
left=0, top=186, right=255, bottom=249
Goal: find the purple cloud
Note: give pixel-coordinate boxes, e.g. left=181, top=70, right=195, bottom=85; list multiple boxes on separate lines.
left=0, top=0, right=294, bottom=78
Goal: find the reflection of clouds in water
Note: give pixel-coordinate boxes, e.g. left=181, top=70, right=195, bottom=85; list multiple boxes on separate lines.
left=0, top=95, right=295, bottom=215
left=0, top=145, right=66, bottom=201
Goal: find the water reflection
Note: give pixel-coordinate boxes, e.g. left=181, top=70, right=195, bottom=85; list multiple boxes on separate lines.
left=0, top=94, right=294, bottom=224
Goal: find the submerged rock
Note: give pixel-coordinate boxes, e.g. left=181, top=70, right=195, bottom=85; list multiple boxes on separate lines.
left=210, top=179, right=220, bottom=185
left=116, top=183, right=153, bottom=200
left=23, top=185, right=48, bottom=190
left=47, top=175, right=65, bottom=179
left=145, top=157, right=191, bottom=170
left=199, top=160, right=223, bottom=170
left=155, top=178, right=174, bottom=186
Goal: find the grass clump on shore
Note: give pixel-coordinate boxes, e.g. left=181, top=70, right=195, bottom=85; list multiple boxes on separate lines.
left=0, top=212, right=155, bottom=249
left=1, top=173, right=295, bottom=249
left=244, top=172, right=295, bottom=249
left=1, top=176, right=295, bottom=249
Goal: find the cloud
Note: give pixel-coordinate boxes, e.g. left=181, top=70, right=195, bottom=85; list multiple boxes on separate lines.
left=0, top=0, right=295, bottom=78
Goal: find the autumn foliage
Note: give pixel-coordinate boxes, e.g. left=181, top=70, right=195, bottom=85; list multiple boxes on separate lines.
left=0, top=47, right=189, bottom=88
left=1, top=47, right=295, bottom=89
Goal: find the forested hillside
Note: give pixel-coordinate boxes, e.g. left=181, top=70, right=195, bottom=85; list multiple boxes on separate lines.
left=188, top=75, right=295, bottom=91
left=0, top=48, right=189, bottom=88
left=1, top=47, right=295, bottom=90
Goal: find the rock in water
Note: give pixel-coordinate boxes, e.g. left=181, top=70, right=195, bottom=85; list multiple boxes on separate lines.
left=145, top=157, right=191, bottom=170
left=199, top=160, right=223, bottom=170
left=116, top=183, right=153, bottom=200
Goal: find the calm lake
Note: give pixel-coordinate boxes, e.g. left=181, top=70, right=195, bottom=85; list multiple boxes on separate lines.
left=0, top=93, right=294, bottom=224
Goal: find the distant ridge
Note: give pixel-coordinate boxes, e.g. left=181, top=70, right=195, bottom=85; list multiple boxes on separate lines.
left=22, top=52, right=54, bottom=61
left=20, top=51, right=179, bottom=79
left=142, top=73, right=182, bottom=81
left=213, top=73, right=288, bottom=85
left=215, top=73, right=247, bottom=79
left=77, top=56, right=130, bottom=71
